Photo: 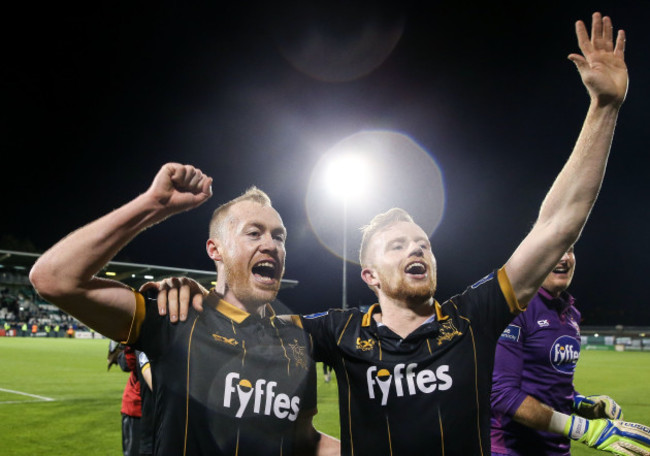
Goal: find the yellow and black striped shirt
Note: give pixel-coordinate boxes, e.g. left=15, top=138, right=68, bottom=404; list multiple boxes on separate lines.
left=301, top=268, right=520, bottom=456
left=129, top=290, right=316, bottom=456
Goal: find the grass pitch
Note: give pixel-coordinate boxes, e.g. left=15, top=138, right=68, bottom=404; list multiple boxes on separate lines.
left=1, top=338, right=648, bottom=455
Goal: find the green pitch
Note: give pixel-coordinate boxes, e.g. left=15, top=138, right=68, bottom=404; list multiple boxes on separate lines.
left=1, top=338, right=648, bottom=455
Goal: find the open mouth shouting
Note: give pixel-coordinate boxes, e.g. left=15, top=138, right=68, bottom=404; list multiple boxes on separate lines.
left=252, top=259, right=280, bottom=285
left=404, top=261, right=428, bottom=279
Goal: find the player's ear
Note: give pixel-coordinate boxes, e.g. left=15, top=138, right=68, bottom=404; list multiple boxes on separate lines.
left=361, top=267, right=379, bottom=288
left=206, top=239, right=223, bottom=262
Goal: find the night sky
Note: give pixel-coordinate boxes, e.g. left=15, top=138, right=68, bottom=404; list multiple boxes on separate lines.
left=3, top=1, right=650, bottom=325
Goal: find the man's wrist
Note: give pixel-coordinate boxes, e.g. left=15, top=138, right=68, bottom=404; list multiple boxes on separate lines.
left=548, top=410, right=571, bottom=435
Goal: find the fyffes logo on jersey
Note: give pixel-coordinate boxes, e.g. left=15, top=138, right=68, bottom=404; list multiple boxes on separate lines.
left=366, top=363, right=452, bottom=406
left=549, top=335, right=580, bottom=373
left=223, top=372, right=300, bottom=421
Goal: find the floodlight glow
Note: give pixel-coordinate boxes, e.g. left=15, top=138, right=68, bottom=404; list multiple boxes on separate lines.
left=306, top=129, right=446, bottom=265
left=105, top=271, right=116, bottom=277
left=144, top=275, right=154, bottom=280
left=326, top=153, right=368, bottom=199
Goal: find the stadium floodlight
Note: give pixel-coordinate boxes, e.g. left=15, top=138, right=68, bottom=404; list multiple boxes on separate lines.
left=326, top=153, right=369, bottom=199
left=326, top=152, right=369, bottom=309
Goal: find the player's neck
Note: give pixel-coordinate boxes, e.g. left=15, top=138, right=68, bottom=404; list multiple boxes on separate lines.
left=222, top=290, right=267, bottom=317
left=374, top=297, right=435, bottom=339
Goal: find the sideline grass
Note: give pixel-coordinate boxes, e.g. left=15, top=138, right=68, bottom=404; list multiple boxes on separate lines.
left=0, top=337, right=125, bottom=456
left=2, top=338, right=648, bottom=455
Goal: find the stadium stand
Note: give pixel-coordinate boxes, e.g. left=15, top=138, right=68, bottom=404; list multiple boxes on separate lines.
left=0, top=249, right=298, bottom=338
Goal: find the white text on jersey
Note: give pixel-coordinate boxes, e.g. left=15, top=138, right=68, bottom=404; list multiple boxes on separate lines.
left=223, top=372, right=300, bottom=421
left=366, top=363, right=453, bottom=405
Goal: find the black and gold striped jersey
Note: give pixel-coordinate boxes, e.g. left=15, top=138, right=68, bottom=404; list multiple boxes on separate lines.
left=129, top=290, right=316, bottom=456
left=301, top=268, right=520, bottom=456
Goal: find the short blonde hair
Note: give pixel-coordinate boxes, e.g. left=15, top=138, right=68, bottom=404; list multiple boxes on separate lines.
left=359, top=208, right=414, bottom=266
left=209, top=186, right=272, bottom=240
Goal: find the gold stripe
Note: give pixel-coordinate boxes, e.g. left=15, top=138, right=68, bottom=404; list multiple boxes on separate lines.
left=123, top=290, right=146, bottom=344
left=361, top=304, right=380, bottom=327
left=435, top=300, right=450, bottom=321
left=183, top=315, right=200, bottom=456
left=497, top=267, right=524, bottom=313
left=386, top=415, right=394, bottom=456
left=289, top=314, right=303, bottom=328
left=458, top=312, right=485, bottom=456
left=336, top=314, right=355, bottom=346
left=342, top=358, right=354, bottom=456
left=241, top=340, right=246, bottom=367
left=270, top=317, right=292, bottom=375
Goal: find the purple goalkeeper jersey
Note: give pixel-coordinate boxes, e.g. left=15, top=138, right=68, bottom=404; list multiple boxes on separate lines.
left=490, top=288, right=581, bottom=456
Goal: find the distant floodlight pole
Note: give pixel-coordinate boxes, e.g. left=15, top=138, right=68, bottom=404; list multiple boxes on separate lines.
left=327, top=153, right=368, bottom=310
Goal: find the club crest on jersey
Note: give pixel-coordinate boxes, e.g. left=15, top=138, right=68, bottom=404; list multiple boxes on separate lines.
left=549, top=335, right=580, bottom=373
left=212, top=333, right=239, bottom=346
left=435, top=320, right=462, bottom=346
left=366, top=363, right=452, bottom=406
left=287, top=339, right=309, bottom=371
left=223, top=372, right=300, bottom=421
left=356, top=337, right=376, bottom=351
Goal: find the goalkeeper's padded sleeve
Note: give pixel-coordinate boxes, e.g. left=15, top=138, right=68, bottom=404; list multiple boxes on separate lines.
left=574, top=394, right=624, bottom=420
left=563, top=414, right=650, bottom=456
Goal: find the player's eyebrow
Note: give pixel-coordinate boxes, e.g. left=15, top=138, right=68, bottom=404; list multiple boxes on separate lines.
left=415, top=236, right=431, bottom=247
left=243, top=221, right=287, bottom=238
left=386, top=236, right=407, bottom=248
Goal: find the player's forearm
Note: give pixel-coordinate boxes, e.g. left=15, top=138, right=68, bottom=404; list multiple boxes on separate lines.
left=512, top=395, right=555, bottom=431
left=505, top=103, right=621, bottom=305
left=536, top=102, right=619, bottom=243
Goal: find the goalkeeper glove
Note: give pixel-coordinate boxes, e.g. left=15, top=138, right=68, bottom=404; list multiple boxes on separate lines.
left=574, top=394, right=624, bottom=420
left=563, top=414, right=650, bottom=456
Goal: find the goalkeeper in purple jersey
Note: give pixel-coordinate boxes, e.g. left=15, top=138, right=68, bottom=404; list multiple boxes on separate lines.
left=491, top=246, right=649, bottom=456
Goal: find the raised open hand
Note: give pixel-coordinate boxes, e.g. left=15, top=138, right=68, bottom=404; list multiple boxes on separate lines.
left=569, top=12, right=628, bottom=108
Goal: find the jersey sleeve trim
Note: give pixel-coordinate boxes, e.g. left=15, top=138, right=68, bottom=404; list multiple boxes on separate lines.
left=123, top=290, right=146, bottom=345
left=497, top=267, right=524, bottom=314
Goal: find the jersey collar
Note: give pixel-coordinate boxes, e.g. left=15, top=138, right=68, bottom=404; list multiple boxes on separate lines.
left=538, top=287, right=575, bottom=312
left=207, top=291, right=276, bottom=324
left=361, top=300, right=448, bottom=328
